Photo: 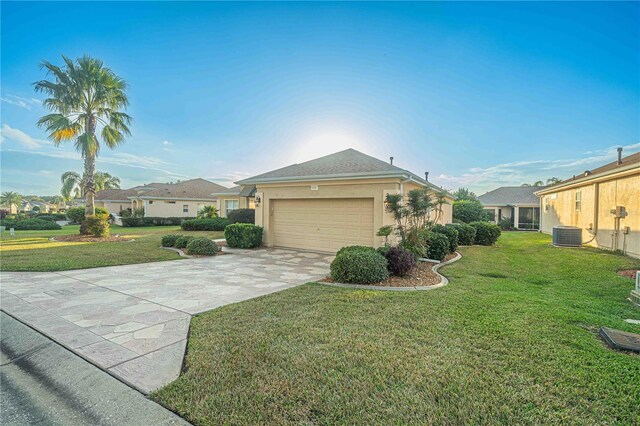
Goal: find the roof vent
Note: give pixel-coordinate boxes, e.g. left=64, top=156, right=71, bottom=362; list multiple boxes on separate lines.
left=584, top=170, right=591, bottom=177
left=390, top=156, right=394, bottom=165
left=617, top=147, right=623, bottom=165
left=425, top=171, right=429, bottom=182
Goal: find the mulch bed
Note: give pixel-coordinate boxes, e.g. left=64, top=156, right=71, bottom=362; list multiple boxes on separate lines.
left=322, top=255, right=457, bottom=288
left=52, top=235, right=134, bottom=243
left=617, top=269, right=639, bottom=280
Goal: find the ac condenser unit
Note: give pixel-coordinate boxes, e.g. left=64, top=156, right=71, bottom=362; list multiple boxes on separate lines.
left=552, top=226, right=582, bottom=247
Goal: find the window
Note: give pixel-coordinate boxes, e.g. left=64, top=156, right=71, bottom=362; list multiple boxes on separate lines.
left=225, top=199, right=239, bottom=213
left=183, top=204, right=189, bottom=213
left=248, top=198, right=256, bottom=209
left=149, top=201, right=153, bottom=204
left=575, top=191, right=581, bottom=211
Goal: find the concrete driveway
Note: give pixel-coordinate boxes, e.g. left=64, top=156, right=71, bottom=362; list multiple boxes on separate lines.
left=0, top=249, right=332, bottom=394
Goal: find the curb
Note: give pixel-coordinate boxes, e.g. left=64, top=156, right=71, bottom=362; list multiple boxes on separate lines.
left=319, top=251, right=462, bottom=292
left=160, top=246, right=194, bottom=258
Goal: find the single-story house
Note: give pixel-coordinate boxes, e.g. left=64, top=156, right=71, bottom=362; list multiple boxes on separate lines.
left=29, top=200, right=52, bottom=213
left=20, top=199, right=33, bottom=213
left=211, top=185, right=256, bottom=217
left=535, top=148, right=640, bottom=258
left=235, top=148, right=455, bottom=253
left=477, top=186, right=544, bottom=230
left=94, top=178, right=228, bottom=217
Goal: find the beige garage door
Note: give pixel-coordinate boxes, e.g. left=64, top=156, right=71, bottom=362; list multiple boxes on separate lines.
left=272, top=198, right=374, bottom=253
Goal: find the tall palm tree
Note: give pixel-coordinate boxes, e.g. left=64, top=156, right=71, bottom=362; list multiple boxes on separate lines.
left=35, top=55, right=132, bottom=215
left=0, top=191, right=22, bottom=213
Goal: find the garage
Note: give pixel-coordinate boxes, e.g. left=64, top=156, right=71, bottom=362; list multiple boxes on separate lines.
left=272, top=198, right=374, bottom=253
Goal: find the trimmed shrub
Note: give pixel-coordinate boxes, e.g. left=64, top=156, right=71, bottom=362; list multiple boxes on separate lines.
left=376, top=245, right=391, bottom=257
left=447, top=223, right=476, bottom=246
left=330, top=250, right=389, bottom=284
left=426, top=232, right=449, bottom=261
left=227, top=208, right=255, bottom=224
left=224, top=224, right=263, bottom=249
left=336, top=245, right=376, bottom=257
left=175, top=235, right=195, bottom=249
left=186, top=237, right=219, bottom=255
left=384, top=246, right=416, bottom=277
left=122, top=217, right=195, bottom=227
left=180, top=217, right=229, bottom=231
left=452, top=200, right=489, bottom=223
left=432, top=224, right=459, bottom=253
left=80, top=214, right=110, bottom=237
left=66, top=207, right=85, bottom=224
left=0, top=218, right=61, bottom=230
left=34, top=213, right=67, bottom=221
left=469, top=221, right=501, bottom=246
left=161, top=234, right=181, bottom=247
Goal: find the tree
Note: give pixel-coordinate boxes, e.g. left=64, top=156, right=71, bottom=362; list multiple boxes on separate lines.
left=35, top=55, right=132, bottom=217
left=61, top=171, right=82, bottom=201
left=0, top=191, right=22, bottom=213
left=384, top=188, right=448, bottom=239
left=546, top=177, right=561, bottom=185
left=453, top=187, right=477, bottom=201
left=521, top=180, right=544, bottom=187
left=95, top=172, right=121, bottom=191
left=452, top=200, right=489, bottom=223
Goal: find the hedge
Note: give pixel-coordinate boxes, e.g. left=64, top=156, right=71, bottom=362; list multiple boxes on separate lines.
left=0, top=218, right=61, bottom=230
left=426, top=232, right=449, bottom=261
left=161, top=234, right=181, bottom=247
left=180, top=217, right=229, bottom=231
left=432, top=224, right=459, bottom=253
left=66, top=206, right=109, bottom=224
left=34, top=213, right=67, bottom=221
left=447, top=223, right=476, bottom=246
left=330, top=250, right=389, bottom=284
left=122, top=217, right=195, bottom=227
left=186, top=237, right=220, bottom=255
left=452, top=200, right=489, bottom=223
left=469, top=221, right=501, bottom=246
left=224, top=224, right=263, bottom=249
left=175, top=235, right=196, bottom=249
left=227, top=208, right=255, bottom=224
left=336, top=245, right=376, bottom=257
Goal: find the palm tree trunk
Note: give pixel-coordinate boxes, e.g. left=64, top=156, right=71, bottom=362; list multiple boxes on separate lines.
left=83, top=153, right=96, bottom=216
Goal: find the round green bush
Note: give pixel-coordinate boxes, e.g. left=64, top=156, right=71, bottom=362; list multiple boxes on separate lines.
left=432, top=224, right=459, bottom=253
left=426, top=232, right=449, bottom=261
left=175, top=235, right=196, bottom=249
left=336, top=245, right=376, bottom=257
left=469, top=221, right=501, bottom=246
left=384, top=246, right=416, bottom=277
left=161, top=234, right=181, bottom=247
left=224, top=224, right=263, bottom=249
left=447, top=223, right=476, bottom=246
left=186, top=237, right=219, bottom=255
left=330, top=250, right=389, bottom=284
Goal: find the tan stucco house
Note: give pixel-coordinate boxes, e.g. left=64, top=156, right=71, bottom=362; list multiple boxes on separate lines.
left=235, top=148, right=454, bottom=253
left=478, top=186, right=544, bottom=230
left=535, top=149, right=640, bottom=258
left=94, top=178, right=227, bottom=217
left=211, top=185, right=256, bottom=217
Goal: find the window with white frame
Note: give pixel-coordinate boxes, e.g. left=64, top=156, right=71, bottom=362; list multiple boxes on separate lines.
left=575, top=191, right=581, bottom=211
left=225, top=199, right=239, bottom=213
left=183, top=204, right=189, bottom=213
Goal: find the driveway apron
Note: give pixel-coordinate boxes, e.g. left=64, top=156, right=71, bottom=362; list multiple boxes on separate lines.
left=0, top=249, right=332, bottom=394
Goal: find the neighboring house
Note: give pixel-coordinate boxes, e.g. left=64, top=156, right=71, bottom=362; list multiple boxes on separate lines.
left=477, top=186, right=544, bottom=230
left=235, top=148, right=455, bottom=253
left=20, top=199, right=32, bottom=213
left=29, top=200, right=52, bottom=213
left=212, top=185, right=256, bottom=217
left=535, top=148, right=640, bottom=258
left=0, top=203, right=19, bottom=214
left=94, top=178, right=228, bottom=217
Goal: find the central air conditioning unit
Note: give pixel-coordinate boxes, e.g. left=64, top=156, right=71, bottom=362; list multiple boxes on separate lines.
left=552, top=226, right=582, bottom=247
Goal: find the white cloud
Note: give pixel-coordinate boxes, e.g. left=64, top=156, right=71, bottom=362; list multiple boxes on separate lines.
left=436, top=143, right=640, bottom=193
left=1, top=95, right=42, bottom=110
left=0, top=124, right=47, bottom=149
left=162, top=140, right=172, bottom=146
left=205, top=171, right=253, bottom=187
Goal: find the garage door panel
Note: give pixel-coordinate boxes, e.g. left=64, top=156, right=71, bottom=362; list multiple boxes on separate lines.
left=272, top=198, right=374, bottom=253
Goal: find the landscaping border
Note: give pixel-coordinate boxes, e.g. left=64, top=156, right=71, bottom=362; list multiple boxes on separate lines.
left=319, top=251, right=462, bottom=291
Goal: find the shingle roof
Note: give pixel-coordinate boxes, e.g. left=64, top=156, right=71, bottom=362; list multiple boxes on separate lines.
left=478, top=186, right=544, bottom=206
left=548, top=152, right=640, bottom=188
left=212, top=186, right=242, bottom=196
left=236, top=148, right=451, bottom=196
left=136, top=178, right=227, bottom=200
left=238, top=185, right=256, bottom=197
left=95, top=188, right=141, bottom=201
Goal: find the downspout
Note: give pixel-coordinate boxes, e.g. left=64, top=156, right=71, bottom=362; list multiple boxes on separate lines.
left=583, top=182, right=599, bottom=245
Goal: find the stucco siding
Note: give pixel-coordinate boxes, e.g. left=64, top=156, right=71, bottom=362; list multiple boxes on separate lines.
left=143, top=200, right=215, bottom=217
left=95, top=201, right=131, bottom=214
left=217, top=196, right=249, bottom=218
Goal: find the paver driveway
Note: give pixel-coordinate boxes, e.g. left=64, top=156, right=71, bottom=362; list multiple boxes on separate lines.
left=0, top=248, right=332, bottom=393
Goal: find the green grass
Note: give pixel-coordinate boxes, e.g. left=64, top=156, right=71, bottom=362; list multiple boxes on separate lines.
left=0, top=225, right=224, bottom=271
left=153, top=233, right=640, bottom=425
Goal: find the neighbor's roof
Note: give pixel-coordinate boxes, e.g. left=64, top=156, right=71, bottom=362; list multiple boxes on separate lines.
left=236, top=148, right=452, bottom=196
left=212, top=185, right=242, bottom=196
left=95, top=188, right=141, bottom=201
left=135, top=178, right=228, bottom=200
left=536, top=151, right=640, bottom=195
left=478, top=186, right=544, bottom=206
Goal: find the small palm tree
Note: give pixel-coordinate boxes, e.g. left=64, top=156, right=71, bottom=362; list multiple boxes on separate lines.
left=546, top=177, right=561, bottom=185
left=0, top=191, right=22, bottom=213
left=198, top=205, right=218, bottom=218
left=35, top=55, right=132, bottom=216
left=95, top=172, right=121, bottom=190
left=61, top=171, right=82, bottom=201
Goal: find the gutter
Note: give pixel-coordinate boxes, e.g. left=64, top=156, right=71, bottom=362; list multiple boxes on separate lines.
left=535, top=162, right=639, bottom=196
left=128, top=196, right=218, bottom=201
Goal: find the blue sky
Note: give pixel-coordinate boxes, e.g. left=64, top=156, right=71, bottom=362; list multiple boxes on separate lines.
left=1, top=2, right=638, bottom=195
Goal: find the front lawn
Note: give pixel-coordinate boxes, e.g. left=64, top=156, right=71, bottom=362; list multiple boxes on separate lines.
left=153, top=232, right=640, bottom=424
left=0, top=225, right=224, bottom=271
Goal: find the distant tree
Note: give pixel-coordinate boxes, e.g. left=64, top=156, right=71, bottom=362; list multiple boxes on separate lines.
left=521, top=181, right=544, bottom=187
left=453, top=187, right=477, bottom=201
left=94, top=172, right=121, bottom=191
left=453, top=200, right=489, bottom=223
left=61, top=171, right=121, bottom=201
left=546, top=177, right=561, bottom=185
left=35, top=55, right=132, bottom=217
left=0, top=191, right=22, bottom=212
